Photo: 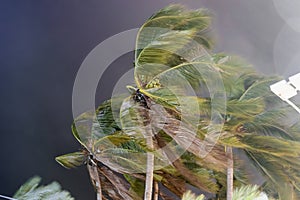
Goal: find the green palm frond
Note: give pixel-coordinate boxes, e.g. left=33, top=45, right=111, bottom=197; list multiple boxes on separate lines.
left=245, top=151, right=300, bottom=200
left=186, top=167, right=220, bottom=192
left=290, top=121, right=300, bottom=140
left=13, top=176, right=74, bottom=200
left=135, top=5, right=213, bottom=88
left=55, top=151, right=87, bottom=169
left=241, top=135, right=300, bottom=157
left=182, top=190, right=205, bottom=200
left=239, top=77, right=281, bottom=101
left=136, top=4, right=212, bottom=57
left=69, top=96, right=125, bottom=149
left=232, top=185, right=261, bottom=200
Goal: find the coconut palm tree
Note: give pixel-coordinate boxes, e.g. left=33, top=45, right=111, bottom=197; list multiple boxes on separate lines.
left=56, top=4, right=300, bottom=200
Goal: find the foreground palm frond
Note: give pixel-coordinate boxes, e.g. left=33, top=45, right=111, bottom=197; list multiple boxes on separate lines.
left=182, top=191, right=205, bottom=200
left=232, top=185, right=261, bottom=200
left=181, top=185, right=267, bottom=200
left=13, top=176, right=74, bottom=200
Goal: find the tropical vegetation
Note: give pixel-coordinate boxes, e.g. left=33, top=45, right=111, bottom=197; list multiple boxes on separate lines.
left=56, top=4, right=300, bottom=200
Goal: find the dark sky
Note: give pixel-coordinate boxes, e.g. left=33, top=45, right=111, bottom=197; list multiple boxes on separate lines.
left=0, top=1, right=299, bottom=200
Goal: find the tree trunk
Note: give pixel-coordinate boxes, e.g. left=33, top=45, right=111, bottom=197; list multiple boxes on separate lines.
left=144, top=134, right=154, bottom=200
left=87, top=163, right=102, bottom=200
left=226, top=146, right=233, bottom=200
left=153, top=181, right=159, bottom=200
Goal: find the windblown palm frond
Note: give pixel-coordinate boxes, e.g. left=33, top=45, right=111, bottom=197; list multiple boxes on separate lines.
left=13, top=176, right=74, bottom=200
left=182, top=191, right=205, bottom=200
left=232, top=185, right=261, bottom=200
left=135, top=4, right=213, bottom=89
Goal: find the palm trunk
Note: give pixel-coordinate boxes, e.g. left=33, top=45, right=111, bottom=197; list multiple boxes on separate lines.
left=226, top=146, right=233, bottom=200
left=153, top=181, right=159, bottom=200
left=87, top=164, right=102, bottom=200
left=144, top=134, right=154, bottom=200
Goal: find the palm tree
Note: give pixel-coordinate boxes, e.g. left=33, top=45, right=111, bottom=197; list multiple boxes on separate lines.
left=56, top=4, right=300, bottom=200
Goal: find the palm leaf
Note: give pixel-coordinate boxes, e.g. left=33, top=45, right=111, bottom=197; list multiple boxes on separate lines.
left=135, top=4, right=212, bottom=88
left=55, top=151, right=87, bottom=169
left=13, top=176, right=74, bottom=200
left=232, top=185, right=261, bottom=200
left=182, top=191, right=205, bottom=200
left=245, top=151, right=300, bottom=199
left=239, top=77, right=281, bottom=101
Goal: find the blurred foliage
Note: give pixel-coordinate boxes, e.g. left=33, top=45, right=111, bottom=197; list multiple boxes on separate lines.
left=13, top=176, right=74, bottom=200
left=232, top=185, right=261, bottom=200
left=182, top=191, right=205, bottom=200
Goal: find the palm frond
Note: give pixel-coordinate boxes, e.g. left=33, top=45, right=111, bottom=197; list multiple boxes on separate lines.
left=232, top=185, right=261, bottom=200
left=13, top=176, right=74, bottom=200
left=182, top=190, right=205, bottom=200
left=135, top=5, right=212, bottom=88
left=241, top=135, right=300, bottom=157
left=245, top=151, right=300, bottom=199
left=239, top=77, right=281, bottom=101
left=55, top=151, right=87, bottom=169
